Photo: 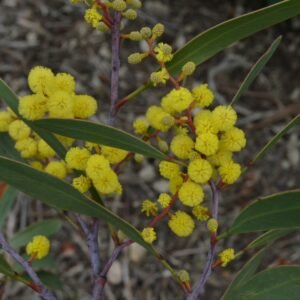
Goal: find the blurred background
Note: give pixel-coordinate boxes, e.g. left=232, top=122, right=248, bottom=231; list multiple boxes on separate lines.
left=0, top=0, right=299, bottom=299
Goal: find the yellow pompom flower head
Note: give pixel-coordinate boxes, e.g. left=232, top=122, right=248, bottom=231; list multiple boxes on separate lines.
left=218, top=248, right=235, bottom=267
left=168, top=211, right=195, bottom=237
left=141, top=200, right=158, bottom=217
left=141, top=227, right=157, bottom=244
left=26, top=235, right=50, bottom=260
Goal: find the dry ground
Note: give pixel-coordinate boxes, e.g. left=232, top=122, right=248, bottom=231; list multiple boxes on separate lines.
left=0, top=0, right=299, bottom=299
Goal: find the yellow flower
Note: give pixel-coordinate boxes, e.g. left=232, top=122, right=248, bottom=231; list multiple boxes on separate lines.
left=219, top=127, right=246, bottom=152
left=15, top=138, right=37, bottom=158
left=158, top=161, right=181, bottom=179
left=146, top=106, right=175, bottom=132
left=178, top=181, right=204, bottom=207
left=101, top=145, right=128, bottom=164
left=72, top=175, right=91, bottom=193
left=192, top=205, right=210, bottom=221
left=56, top=135, right=75, bottom=147
left=86, top=154, right=111, bottom=181
left=188, top=158, right=212, bottom=184
left=212, top=105, right=237, bottom=132
left=193, top=110, right=218, bottom=135
left=207, top=218, right=218, bottom=233
left=26, top=235, right=50, bottom=260
left=161, top=87, right=194, bottom=114
left=19, top=94, right=47, bottom=120
left=192, top=84, right=214, bottom=107
left=168, top=211, right=195, bottom=237
left=219, top=160, right=241, bottom=184
left=28, top=66, right=55, bottom=96
left=48, top=91, right=74, bottom=118
left=45, top=161, right=67, bottom=179
left=218, top=248, right=235, bottom=267
left=73, top=95, right=98, bottom=119
left=84, top=8, right=102, bottom=28
left=150, top=68, right=169, bottom=86
left=133, top=117, right=149, bottom=135
left=38, top=139, right=56, bottom=158
left=170, top=134, right=194, bottom=159
left=208, top=151, right=232, bottom=166
left=93, top=169, right=120, bottom=195
left=65, top=147, right=91, bottom=171
left=195, top=132, right=219, bottom=156
left=169, top=175, right=184, bottom=194
left=141, top=227, right=157, bottom=244
left=30, top=161, right=43, bottom=170
left=54, top=73, right=75, bottom=94
left=8, top=120, right=31, bottom=141
left=0, top=111, right=13, bottom=132
left=154, top=43, right=173, bottom=63
left=157, top=193, right=171, bottom=208
left=141, top=199, right=158, bottom=217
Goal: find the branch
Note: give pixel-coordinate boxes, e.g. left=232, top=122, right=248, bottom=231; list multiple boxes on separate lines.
left=0, top=232, right=56, bottom=300
left=109, top=11, right=122, bottom=125
left=187, top=182, right=220, bottom=300
left=96, top=240, right=133, bottom=299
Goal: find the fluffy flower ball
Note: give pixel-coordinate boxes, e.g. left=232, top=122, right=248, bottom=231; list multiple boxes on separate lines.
left=19, top=94, right=47, bottom=120
left=73, top=95, right=98, bottom=119
left=192, top=84, right=214, bottom=107
left=219, top=160, right=241, bottom=184
left=188, top=158, right=213, bottom=184
left=170, top=134, right=194, bottom=159
left=178, top=181, right=204, bottom=207
left=141, top=227, right=157, bottom=244
left=66, top=147, right=91, bottom=171
left=26, top=235, right=50, bottom=260
left=168, top=211, right=195, bottom=237
left=159, top=161, right=181, bottom=179
left=195, top=132, right=219, bottom=156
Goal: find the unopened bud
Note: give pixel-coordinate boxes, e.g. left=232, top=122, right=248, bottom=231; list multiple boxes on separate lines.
left=140, top=27, right=152, bottom=39
left=123, top=8, right=137, bottom=20
left=178, top=270, right=190, bottom=283
left=126, top=0, right=142, bottom=9
left=128, top=31, right=143, bottom=41
left=128, top=52, right=144, bottom=64
left=207, top=218, right=218, bottom=233
left=181, top=61, right=196, bottom=77
left=152, top=23, right=165, bottom=38
left=112, top=0, right=127, bottom=11
left=158, top=140, right=169, bottom=153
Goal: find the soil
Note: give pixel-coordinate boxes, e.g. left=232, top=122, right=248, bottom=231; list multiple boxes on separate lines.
left=0, top=0, right=299, bottom=299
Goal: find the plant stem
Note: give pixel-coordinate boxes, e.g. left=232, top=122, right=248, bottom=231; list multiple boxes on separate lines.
left=109, top=12, right=122, bottom=125
left=75, top=215, right=102, bottom=300
left=96, top=240, right=133, bottom=299
left=186, top=182, right=220, bottom=300
left=0, top=232, right=56, bottom=300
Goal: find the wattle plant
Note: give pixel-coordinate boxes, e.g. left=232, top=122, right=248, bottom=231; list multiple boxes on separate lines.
left=0, top=1, right=299, bottom=299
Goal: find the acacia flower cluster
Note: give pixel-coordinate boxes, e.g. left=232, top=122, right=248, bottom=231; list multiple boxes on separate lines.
left=127, top=19, right=246, bottom=251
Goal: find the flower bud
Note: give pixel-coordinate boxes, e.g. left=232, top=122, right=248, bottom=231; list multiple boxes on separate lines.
left=152, top=23, right=165, bottom=38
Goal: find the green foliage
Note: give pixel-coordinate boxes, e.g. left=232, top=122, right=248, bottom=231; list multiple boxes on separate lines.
left=0, top=186, right=18, bottom=229
left=10, top=219, right=63, bottom=248
left=222, top=247, right=268, bottom=299
left=168, top=0, right=300, bottom=74
left=225, top=190, right=300, bottom=236
left=226, top=266, right=300, bottom=299
left=35, top=118, right=167, bottom=160
left=0, top=155, right=155, bottom=254
left=231, top=36, right=282, bottom=105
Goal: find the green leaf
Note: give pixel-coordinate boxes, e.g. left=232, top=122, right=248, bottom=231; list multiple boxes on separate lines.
left=231, top=36, right=282, bottom=105
left=125, top=1, right=300, bottom=101
left=228, top=266, right=300, bottom=300
left=0, top=80, right=66, bottom=159
left=0, top=156, right=155, bottom=254
left=0, top=186, right=18, bottom=229
left=222, top=247, right=268, bottom=300
left=34, top=118, right=167, bottom=160
left=225, top=190, right=300, bottom=236
left=10, top=219, right=63, bottom=248
left=251, top=115, right=300, bottom=166
left=38, top=271, right=63, bottom=290
left=0, top=253, right=15, bottom=277
left=247, top=229, right=293, bottom=250
left=167, top=0, right=300, bottom=75
left=0, top=134, right=25, bottom=162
